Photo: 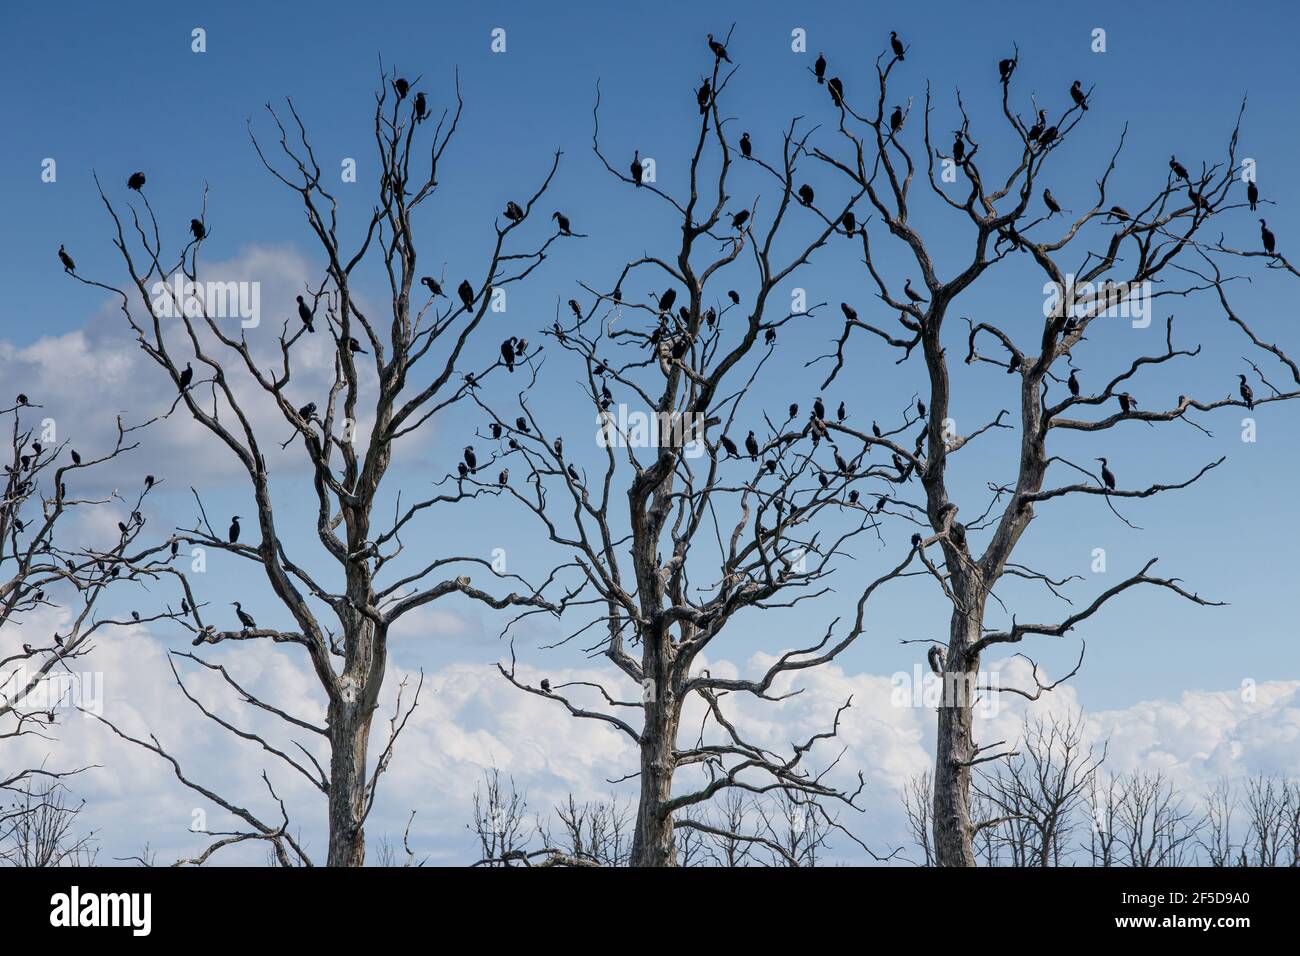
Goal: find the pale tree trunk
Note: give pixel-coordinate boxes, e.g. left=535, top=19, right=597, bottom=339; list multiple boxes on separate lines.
left=630, top=688, right=680, bottom=866
left=326, top=701, right=373, bottom=867
left=933, top=589, right=984, bottom=867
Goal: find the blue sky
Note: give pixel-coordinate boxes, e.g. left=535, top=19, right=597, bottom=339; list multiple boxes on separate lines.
left=2, top=0, right=1298, bottom=863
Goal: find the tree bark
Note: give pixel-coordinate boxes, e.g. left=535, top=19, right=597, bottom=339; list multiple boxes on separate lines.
left=326, top=701, right=373, bottom=867
left=932, top=597, right=983, bottom=867
left=630, top=694, right=680, bottom=867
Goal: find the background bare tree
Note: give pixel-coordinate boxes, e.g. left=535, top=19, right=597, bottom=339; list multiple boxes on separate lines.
left=77, top=71, right=570, bottom=866
left=0, top=779, right=98, bottom=867
left=492, top=34, right=916, bottom=866
left=808, top=32, right=1300, bottom=866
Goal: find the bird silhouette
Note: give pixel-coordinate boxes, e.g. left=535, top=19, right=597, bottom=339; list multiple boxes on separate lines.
left=1238, top=374, right=1255, bottom=410
left=1260, top=219, right=1276, bottom=256
left=233, top=601, right=257, bottom=631
left=58, top=244, right=76, bottom=273
left=1169, top=155, right=1189, bottom=181
left=127, top=171, right=146, bottom=191
left=631, top=150, right=643, bottom=186
left=295, top=296, right=315, bottom=333
left=1097, top=457, right=1116, bottom=491
left=739, top=132, right=751, bottom=158
left=1070, top=81, right=1088, bottom=111
left=707, top=33, right=731, bottom=62
left=178, top=362, right=193, bottom=391
left=1247, top=180, right=1259, bottom=211
left=458, top=280, right=475, bottom=309
left=228, top=515, right=241, bottom=543
left=890, top=31, right=905, bottom=60
left=190, top=219, right=205, bottom=240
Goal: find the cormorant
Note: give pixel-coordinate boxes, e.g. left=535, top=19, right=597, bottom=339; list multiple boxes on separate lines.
left=145, top=474, right=155, bottom=488
left=568, top=298, right=582, bottom=319
left=788, top=402, right=799, bottom=419
left=17, top=393, right=28, bottom=405
left=818, top=473, right=830, bottom=489
left=910, top=532, right=922, bottom=547
left=1067, top=369, right=1080, bottom=397
left=764, top=459, right=777, bottom=474
left=552, top=211, right=572, bottom=235
left=952, top=132, right=965, bottom=164
left=848, top=489, right=859, bottom=504
left=233, top=601, right=257, bottom=630
left=1247, top=180, right=1259, bottom=211
left=515, top=417, right=530, bottom=434
left=1028, top=110, right=1046, bottom=143
left=814, top=53, right=826, bottom=84
left=720, top=435, right=739, bottom=457
left=814, top=396, right=826, bottom=420
left=500, top=337, right=517, bottom=371
left=1043, top=188, right=1061, bottom=216
left=1107, top=206, right=1130, bottom=222
left=797, top=184, right=815, bottom=207
left=296, top=295, right=315, bottom=333
left=834, top=450, right=849, bottom=473
left=298, top=402, right=316, bottom=420
left=1007, top=352, right=1021, bottom=374
left=1169, top=155, right=1189, bottom=181
left=179, top=362, right=193, bottom=391
left=229, top=515, right=241, bottom=543
left=127, top=171, right=146, bottom=191
left=567, top=464, right=580, bottom=482
left=837, top=401, right=846, bottom=422
left=828, top=76, right=844, bottom=107
left=190, top=219, right=205, bottom=240
left=553, top=437, right=563, bottom=457
left=1260, top=219, right=1276, bottom=256
left=58, top=244, right=76, bottom=273
left=841, top=211, right=856, bottom=235
left=904, top=279, right=927, bottom=303
left=731, top=210, right=750, bottom=230
left=458, top=462, right=469, bottom=479
left=745, top=430, right=759, bottom=460
left=1097, top=457, right=1116, bottom=490
left=464, top=446, right=477, bottom=472
left=489, top=422, right=503, bottom=440
left=890, top=31, right=905, bottom=60
left=421, top=276, right=444, bottom=296
left=872, top=421, right=882, bottom=438
left=999, top=55, right=1017, bottom=84
left=696, top=80, right=711, bottom=115
left=540, top=678, right=551, bottom=692
left=504, top=201, right=524, bottom=222
left=1070, top=81, right=1088, bottom=111
left=515, top=338, right=529, bottom=358
left=890, top=106, right=904, bottom=135
left=1118, top=392, right=1135, bottom=414
left=458, top=280, right=475, bottom=309
left=1238, top=374, right=1255, bottom=410
left=413, top=91, right=428, bottom=123
left=498, top=469, right=509, bottom=486
left=70, top=449, right=81, bottom=465
left=631, top=150, right=643, bottom=186
left=347, top=337, right=367, bottom=355
left=393, top=77, right=410, bottom=99
left=707, top=33, right=731, bottom=62
left=739, top=132, right=751, bottom=158
left=658, top=288, right=677, bottom=314
left=917, top=398, right=927, bottom=417
left=728, top=290, right=740, bottom=305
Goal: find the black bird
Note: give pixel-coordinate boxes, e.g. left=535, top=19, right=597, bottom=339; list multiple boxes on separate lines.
left=818, top=473, right=829, bottom=489
left=504, top=201, right=524, bottom=223
left=458, top=462, right=469, bottom=479
left=631, top=150, right=643, bottom=186
left=841, top=211, right=857, bottom=235
left=731, top=210, right=750, bottom=230
left=739, top=132, right=751, bottom=158
left=1097, top=457, right=1116, bottom=491
left=999, top=55, right=1017, bottom=84
left=347, top=337, right=367, bottom=355
left=190, top=218, right=205, bottom=240
left=814, top=53, right=826, bottom=84
left=178, top=362, right=193, bottom=391
left=421, top=276, right=444, bottom=297
left=872, top=420, right=882, bottom=439
left=848, top=489, right=859, bottom=504
left=413, top=91, right=428, bottom=123
left=17, top=393, right=29, bottom=405
left=890, top=106, right=904, bottom=135
left=834, top=450, right=849, bottom=473
left=296, top=295, right=315, bottom=333
left=764, top=459, right=777, bottom=474
left=228, top=515, right=241, bottom=543
left=696, top=80, right=711, bottom=115
left=952, top=132, right=965, bottom=164
left=814, top=396, right=826, bottom=420
left=233, top=601, right=257, bottom=630
left=70, top=449, right=81, bottom=465
left=837, top=401, right=847, bottom=422
left=1260, top=219, right=1276, bottom=256
left=728, top=290, right=740, bottom=305
left=658, top=288, right=677, bottom=315
left=1043, top=188, right=1061, bottom=216
left=911, top=532, right=922, bottom=547
left=1247, top=180, right=1259, bottom=211
left=890, top=31, right=905, bottom=60
left=1169, top=155, right=1189, bottom=181
left=904, top=279, right=926, bottom=303
left=788, top=402, right=799, bottom=419
left=118, top=521, right=129, bottom=535
left=489, top=422, right=503, bottom=440
left=841, top=302, right=857, bottom=323
left=1007, top=352, right=1021, bottom=374
left=298, top=402, right=316, bottom=420
left=1027, top=110, right=1046, bottom=143
left=145, top=474, right=155, bottom=488
left=567, top=464, right=580, bottom=482
left=58, top=244, right=76, bottom=273
left=515, top=338, right=529, bottom=359
left=828, top=76, right=844, bottom=107
left=916, top=398, right=927, bottom=417
left=540, top=678, right=551, bottom=693
left=1070, top=81, right=1088, bottom=111
left=515, top=417, right=530, bottom=434
left=707, top=33, right=731, bottom=62
left=458, top=280, right=475, bottom=309
left=797, top=184, right=815, bottom=207
left=1238, top=374, right=1255, bottom=410
left=500, top=337, right=517, bottom=372
left=568, top=298, right=582, bottom=319
left=463, top=446, right=478, bottom=472
left=745, top=430, right=759, bottom=460
left=127, top=171, right=146, bottom=191
left=498, top=469, right=509, bottom=486
left=720, top=435, right=739, bottom=458
left=552, top=211, right=572, bottom=235
left=22, top=643, right=33, bottom=655
left=393, top=77, right=410, bottom=99
left=1067, top=369, right=1080, bottom=397
left=1107, top=206, right=1130, bottom=222
left=1118, top=392, right=1135, bottom=415
left=1038, top=126, right=1059, bottom=148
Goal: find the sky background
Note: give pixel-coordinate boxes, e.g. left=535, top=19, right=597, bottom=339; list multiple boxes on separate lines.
left=2, top=0, right=1298, bottom=865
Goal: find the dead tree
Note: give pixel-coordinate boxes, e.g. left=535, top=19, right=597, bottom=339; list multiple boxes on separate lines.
left=809, top=33, right=1300, bottom=865
left=76, top=72, right=570, bottom=866
left=902, top=772, right=935, bottom=866
left=0, top=779, right=98, bottom=867
left=2, top=401, right=176, bottom=826
left=1197, top=777, right=1237, bottom=867
left=493, top=34, right=908, bottom=866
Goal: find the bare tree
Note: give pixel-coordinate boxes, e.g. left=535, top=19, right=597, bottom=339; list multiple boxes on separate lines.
left=807, top=32, right=1300, bottom=866
left=469, top=768, right=534, bottom=866
left=492, top=33, right=908, bottom=866
left=0, top=779, right=98, bottom=867
left=1110, top=770, right=1202, bottom=866
left=902, top=771, right=934, bottom=866
left=1198, top=777, right=1237, bottom=867
left=76, top=71, right=570, bottom=865
left=755, top=788, right=836, bottom=867
left=1241, top=773, right=1288, bottom=867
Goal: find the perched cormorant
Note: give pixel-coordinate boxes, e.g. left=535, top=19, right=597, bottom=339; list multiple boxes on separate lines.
left=739, top=132, right=751, bottom=158
left=841, top=210, right=856, bottom=235
left=910, top=532, right=922, bottom=547
left=145, top=474, right=155, bottom=488
left=1067, top=369, right=1080, bottom=397
left=1028, top=110, right=1046, bottom=143
left=890, top=31, right=905, bottom=60
left=696, top=80, right=711, bottom=115
left=458, top=279, right=475, bottom=309
left=498, top=469, right=509, bottom=486
left=1007, top=352, right=1022, bottom=374
left=927, top=645, right=945, bottom=674
left=298, top=402, right=316, bottom=420
left=567, top=464, right=580, bottom=482
left=347, top=337, right=367, bottom=355
left=848, top=489, right=859, bottom=504
left=413, top=91, right=428, bottom=123
left=828, top=76, right=844, bottom=107
left=731, top=210, right=750, bottom=230
left=17, top=393, right=28, bottom=405
left=1260, top=219, right=1276, bottom=256
left=1097, top=457, right=1116, bottom=490
left=393, top=77, right=410, bottom=99
left=568, top=298, right=582, bottom=319
left=1118, top=392, right=1135, bottom=415
left=707, top=33, right=731, bottom=62
left=1238, top=374, right=1255, bottom=410
left=904, top=279, right=926, bottom=303
left=728, top=290, right=740, bottom=305
left=504, top=201, right=524, bottom=223
left=540, top=678, right=551, bottom=692
left=463, top=446, right=478, bottom=473
left=1038, top=126, right=1058, bottom=148
left=233, top=601, right=257, bottom=630
left=228, top=515, right=241, bottom=543
left=872, top=420, right=882, bottom=438
left=999, top=55, right=1017, bottom=84
left=1070, top=81, right=1088, bottom=111
left=421, top=276, right=444, bottom=296
left=1247, top=180, right=1259, bottom=211
left=190, top=219, right=205, bottom=240
left=813, top=396, right=826, bottom=420
left=500, top=337, right=517, bottom=372
left=1107, top=206, right=1130, bottom=222
left=1169, top=155, right=1189, bottom=181
left=70, top=449, right=81, bottom=465
left=1043, top=188, right=1061, bottom=216
left=952, top=132, right=965, bottom=164
left=458, top=462, right=469, bottom=479
left=765, top=459, right=777, bottom=474
left=797, top=184, right=815, bottom=207
left=837, top=401, right=847, bottom=422
left=814, top=53, right=826, bottom=84
left=552, top=211, right=572, bottom=235
left=720, top=435, right=739, bottom=457
left=788, top=402, right=799, bottom=419
left=178, top=362, right=193, bottom=391
left=917, top=398, right=927, bottom=417
left=127, top=171, right=146, bottom=191
left=515, top=417, right=530, bottom=434
left=631, top=150, right=643, bottom=186
left=58, top=244, right=76, bottom=273
left=745, top=430, right=759, bottom=460
left=890, top=106, right=904, bottom=135
left=296, top=295, right=315, bottom=333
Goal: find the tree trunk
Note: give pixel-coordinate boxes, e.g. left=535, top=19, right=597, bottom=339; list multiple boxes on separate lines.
left=326, top=702, right=373, bottom=867
left=630, top=697, right=679, bottom=867
left=932, top=602, right=982, bottom=867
